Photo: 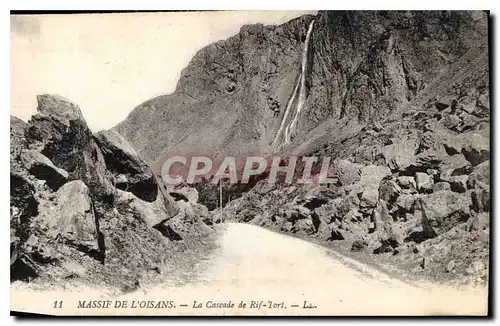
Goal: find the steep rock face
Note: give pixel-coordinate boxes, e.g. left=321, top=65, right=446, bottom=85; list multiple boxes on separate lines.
left=114, top=11, right=488, bottom=174
left=10, top=95, right=193, bottom=287
left=26, top=94, right=115, bottom=203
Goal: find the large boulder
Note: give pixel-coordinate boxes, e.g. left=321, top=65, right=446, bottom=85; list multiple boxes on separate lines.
left=372, top=200, right=393, bottom=231
left=26, top=95, right=89, bottom=166
left=467, top=160, right=490, bottom=188
left=471, top=182, right=490, bottom=213
left=292, top=218, right=316, bottom=236
left=374, top=223, right=405, bottom=254
left=439, top=154, right=471, bottom=182
left=358, top=165, right=391, bottom=208
left=419, top=191, right=471, bottom=237
left=25, top=95, right=114, bottom=202
left=96, top=130, right=158, bottom=202
left=332, top=159, right=362, bottom=186
left=285, top=205, right=311, bottom=223
left=382, top=136, right=419, bottom=172
left=400, top=150, right=446, bottom=176
left=169, top=186, right=199, bottom=203
left=115, top=188, right=177, bottom=227
left=396, top=176, right=417, bottom=193
left=439, top=129, right=489, bottom=166
left=20, top=150, right=68, bottom=191
left=415, top=172, right=434, bottom=193
left=467, top=161, right=490, bottom=213
left=468, top=212, right=489, bottom=232
left=52, top=181, right=97, bottom=245
left=378, top=179, right=402, bottom=204
left=395, top=194, right=417, bottom=213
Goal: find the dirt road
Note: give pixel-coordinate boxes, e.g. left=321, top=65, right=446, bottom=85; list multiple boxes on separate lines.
left=11, top=222, right=488, bottom=316
left=192, top=223, right=488, bottom=315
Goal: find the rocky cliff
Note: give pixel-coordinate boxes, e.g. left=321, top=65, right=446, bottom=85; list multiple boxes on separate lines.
left=10, top=95, right=213, bottom=289
left=114, top=11, right=488, bottom=172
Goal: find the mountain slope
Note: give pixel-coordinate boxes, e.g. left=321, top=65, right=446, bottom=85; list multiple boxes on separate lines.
left=114, top=11, right=488, bottom=174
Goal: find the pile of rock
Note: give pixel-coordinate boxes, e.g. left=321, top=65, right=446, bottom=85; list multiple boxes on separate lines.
left=226, top=87, right=489, bottom=284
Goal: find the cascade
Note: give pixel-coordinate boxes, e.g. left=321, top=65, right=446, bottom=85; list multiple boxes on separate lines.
left=271, top=20, right=315, bottom=149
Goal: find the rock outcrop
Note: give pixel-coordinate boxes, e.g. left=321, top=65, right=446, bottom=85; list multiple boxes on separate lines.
left=10, top=95, right=206, bottom=287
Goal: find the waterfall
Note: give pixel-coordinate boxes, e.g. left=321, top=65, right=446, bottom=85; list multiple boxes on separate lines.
left=271, top=20, right=315, bottom=150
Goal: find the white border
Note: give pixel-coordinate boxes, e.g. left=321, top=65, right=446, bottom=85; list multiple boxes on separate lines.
left=3, top=1, right=498, bottom=325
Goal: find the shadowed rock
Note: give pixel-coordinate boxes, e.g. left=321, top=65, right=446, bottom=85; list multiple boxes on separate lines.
left=419, top=191, right=471, bottom=238
left=96, top=130, right=158, bottom=202
left=20, top=150, right=68, bottom=191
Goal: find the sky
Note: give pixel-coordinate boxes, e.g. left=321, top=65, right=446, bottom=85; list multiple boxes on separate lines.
left=11, top=11, right=315, bottom=132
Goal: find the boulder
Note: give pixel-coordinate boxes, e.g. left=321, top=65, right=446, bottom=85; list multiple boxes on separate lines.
left=448, top=175, right=468, bottom=193
left=467, top=160, right=489, bottom=189
left=351, top=238, right=368, bottom=252
left=460, top=99, right=476, bottom=114
left=399, top=150, right=446, bottom=176
left=474, top=93, right=490, bottom=118
left=80, top=142, right=116, bottom=203
left=445, top=260, right=456, bottom=273
left=382, top=136, right=419, bottom=172
left=332, top=159, right=362, bottom=186
left=415, top=172, right=433, bottom=193
left=378, top=179, right=402, bottom=204
left=285, top=205, right=311, bottom=223
left=293, top=218, right=315, bottom=235
left=440, top=130, right=489, bottom=166
left=458, top=113, right=481, bottom=132
left=466, top=160, right=490, bottom=213
left=281, top=222, right=293, bottom=232
left=26, top=95, right=115, bottom=201
left=52, top=181, right=97, bottom=245
left=468, top=212, right=489, bottom=232
left=115, top=188, right=177, bottom=227
left=326, top=228, right=345, bottom=241
left=395, top=194, right=417, bottom=213
left=10, top=173, right=39, bottom=265
left=358, top=165, right=391, bottom=208
left=175, top=200, right=209, bottom=223
left=396, top=176, right=417, bottom=193
left=419, top=191, right=471, bottom=237
left=26, top=95, right=89, bottom=165
left=439, top=154, right=471, bottom=182
left=319, top=195, right=356, bottom=223
left=433, top=182, right=451, bottom=192
left=21, top=150, right=68, bottom=191
left=169, top=186, right=199, bottom=203
left=435, top=96, right=454, bottom=111
left=95, top=130, right=158, bottom=202
left=372, top=200, right=392, bottom=231
left=471, top=182, right=490, bottom=213
left=374, top=223, right=404, bottom=254
left=440, top=114, right=461, bottom=130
